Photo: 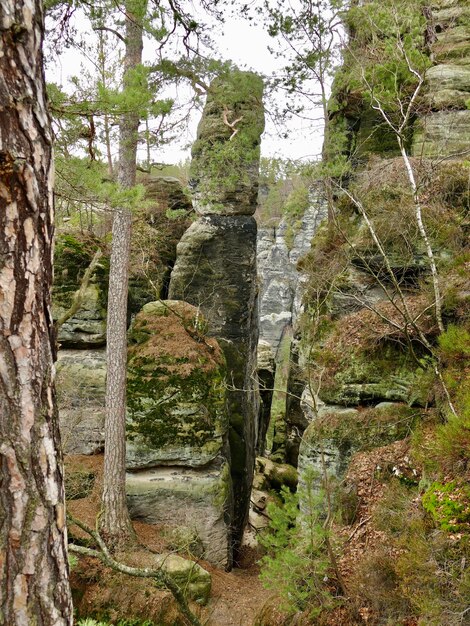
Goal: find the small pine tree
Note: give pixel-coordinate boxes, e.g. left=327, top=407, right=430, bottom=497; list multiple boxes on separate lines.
left=259, top=468, right=337, bottom=618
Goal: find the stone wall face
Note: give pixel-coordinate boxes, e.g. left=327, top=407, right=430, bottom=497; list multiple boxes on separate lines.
left=257, top=186, right=329, bottom=355
left=412, top=0, right=470, bottom=157
left=169, top=71, right=264, bottom=553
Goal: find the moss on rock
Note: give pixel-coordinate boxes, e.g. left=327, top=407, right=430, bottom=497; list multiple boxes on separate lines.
left=126, top=300, right=229, bottom=469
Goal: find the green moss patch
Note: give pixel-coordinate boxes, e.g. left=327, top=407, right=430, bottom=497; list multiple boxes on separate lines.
left=127, top=301, right=228, bottom=452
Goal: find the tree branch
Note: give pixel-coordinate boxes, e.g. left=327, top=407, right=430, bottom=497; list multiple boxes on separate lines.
left=67, top=514, right=203, bottom=626
left=55, top=247, right=103, bottom=332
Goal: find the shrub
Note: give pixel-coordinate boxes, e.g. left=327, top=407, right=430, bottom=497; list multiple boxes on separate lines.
left=438, top=325, right=470, bottom=360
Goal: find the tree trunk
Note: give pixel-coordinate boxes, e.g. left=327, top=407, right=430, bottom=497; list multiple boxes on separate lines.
left=101, top=0, right=147, bottom=545
left=0, top=1, right=73, bottom=623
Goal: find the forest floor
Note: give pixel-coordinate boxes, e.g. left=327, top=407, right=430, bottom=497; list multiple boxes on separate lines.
left=65, top=454, right=276, bottom=626
left=65, top=438, right=419, bottom=626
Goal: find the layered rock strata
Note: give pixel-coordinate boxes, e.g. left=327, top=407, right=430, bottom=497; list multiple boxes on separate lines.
left=412, top=0, right=470, bottom=157
left=297, top=0, right=470, bottom=508
left=169, top=71, right=264, bottom=554
left=256, top=187, right=328, bottom=461
left=257, top=187, right=328, bottom=354
left=125, top=300, right=232, bottom=569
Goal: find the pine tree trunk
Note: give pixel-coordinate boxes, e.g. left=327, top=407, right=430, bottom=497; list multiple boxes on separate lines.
left=0, top=1, right=73, bottom=623
left=101, top=0, right=147, bottom=545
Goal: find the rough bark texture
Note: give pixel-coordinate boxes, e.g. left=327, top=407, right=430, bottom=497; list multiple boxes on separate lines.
left=101, top=0, right=147, bottom=542
left=0, top=1, right=73, bottom=623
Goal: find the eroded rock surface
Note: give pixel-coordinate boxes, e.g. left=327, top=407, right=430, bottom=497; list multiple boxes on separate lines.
left=169, top=71, right=264, bottom=553
left=257, top=188, right=328, bottom=353
left=57, top=349, right=106, bottom=455
left=125, top=300, right=232, bottom=569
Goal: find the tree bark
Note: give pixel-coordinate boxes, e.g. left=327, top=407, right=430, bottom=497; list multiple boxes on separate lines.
left=0, top=1, right=73, bottom=623
left=101, top=0, right=147, bottom=545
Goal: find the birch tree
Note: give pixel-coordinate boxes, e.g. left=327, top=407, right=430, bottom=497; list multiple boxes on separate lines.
left=0, top=0, right=73, bottom=623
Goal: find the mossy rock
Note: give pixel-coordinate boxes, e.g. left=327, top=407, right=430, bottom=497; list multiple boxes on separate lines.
left=126, top=300, right=229, bottom=469
left=312, top=403, right=421, bottom=453
left=320, top=343, right=425, bottom=407
left=190, top=71, right=265, bottom=215
left=257, top=457, right=298, bottom=492
left=53, top=234, right=109, bottom=348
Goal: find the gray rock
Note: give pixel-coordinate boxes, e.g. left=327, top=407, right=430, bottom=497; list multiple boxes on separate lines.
left=426, top=64, right=470, bottom=109
left=432, top=2, right=470, bottom=64
left=257, top=188, right=328, bottom=354
left=142, top=175, right=192, bottom=215
left=412, top=110, right=470, bottom=158
left=257, top=340, right=275, bottom=373
left=126, top=462, right=232, bottom=569
left=169, top=214, right=259, bottom=551
left=55, top=283, right=107, bottom=348
left=56, top=349, right=106, bottom=455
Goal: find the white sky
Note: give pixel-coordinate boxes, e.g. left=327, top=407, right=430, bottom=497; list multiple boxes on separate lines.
left=45, top=7, right=326, bottom=166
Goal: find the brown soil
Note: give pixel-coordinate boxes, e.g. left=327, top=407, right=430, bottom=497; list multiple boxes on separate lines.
left=65, top=454, right=275, bottom=626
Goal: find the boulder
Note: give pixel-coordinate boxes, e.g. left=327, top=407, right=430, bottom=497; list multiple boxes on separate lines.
left=55, top=283, right=107, bottom=348
left=53, top=234, right=109, bottom=348
left=125, top=300, right=233, bottom=568
left=151, top=552, right=212, bottom=604
left=126, top=463, right=231, bottom=569
left=126, top=300, right=228, bottom=470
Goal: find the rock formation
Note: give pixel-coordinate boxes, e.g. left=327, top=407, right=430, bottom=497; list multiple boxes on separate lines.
left=169, top=70, right=265, bottom=553
left=412, top=0, right=470, bottom=157
left=296, top=0, right=470, bottom=511
left=256, top=186, right=328, bottom=463
left=125, top=301, right=232, bottom=568
left=257, top=187, right=328, bottom=354
left=55, top=174, right=192, bottom=419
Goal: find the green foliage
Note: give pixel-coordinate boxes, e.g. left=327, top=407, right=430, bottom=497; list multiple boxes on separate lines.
left=346, top=0, right=430, bottom=106
left=257, top=158, right=309, bottom=224
left=435, top=411, right=470, bottom=472
left=354, top=480, right=470, bottom=624
left=438, top=325, right=470, bottom=360
left=422, top=481, right=470, bottom=532
left=329, top=0, right=431, bottom=163
left=314, top=404, right=421, bottom=455
left=77, top=617, right=158, bottom=626
left=259, top=469, right=337, bottom=618
left=54, top=156, right=148, bottom=231
left=189, top=70, right=264, bottom=209
left=68, top=554, right=79, bottom=570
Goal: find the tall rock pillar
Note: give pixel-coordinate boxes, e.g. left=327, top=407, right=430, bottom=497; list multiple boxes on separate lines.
left=169, top=71, right=264, bottom=554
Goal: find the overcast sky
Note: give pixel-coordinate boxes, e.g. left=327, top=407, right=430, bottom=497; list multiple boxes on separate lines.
left=45, top=6, right=326, bottom=166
